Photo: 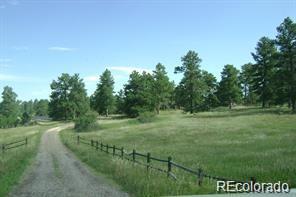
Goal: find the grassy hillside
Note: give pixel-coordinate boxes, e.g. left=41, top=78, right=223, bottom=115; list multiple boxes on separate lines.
left=0, top=123, right=59, bottom=196
left=60, top=107, right=296, bottom=196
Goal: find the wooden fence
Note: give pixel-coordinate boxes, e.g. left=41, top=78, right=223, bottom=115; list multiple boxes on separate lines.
left=1, top=137, right=28, bottom=153
left=77, top=135, right=255, bottom=186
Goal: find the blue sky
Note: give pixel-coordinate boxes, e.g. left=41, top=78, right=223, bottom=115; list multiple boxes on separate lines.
left=0, top=0, right=295, bottom=101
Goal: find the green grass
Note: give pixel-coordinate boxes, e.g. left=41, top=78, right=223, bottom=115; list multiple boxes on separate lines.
left=0, top=123, right=60, bottom=197
left=60, top=107, right=296, bottom=196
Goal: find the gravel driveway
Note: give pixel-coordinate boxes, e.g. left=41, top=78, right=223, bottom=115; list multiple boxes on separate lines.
left=9, top=126, right=129, bottom=197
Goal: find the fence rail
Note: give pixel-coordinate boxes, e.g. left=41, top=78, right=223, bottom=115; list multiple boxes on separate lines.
left=1, top=137, right=28, bottom=153
left=76, top=135, right=254, bottom=186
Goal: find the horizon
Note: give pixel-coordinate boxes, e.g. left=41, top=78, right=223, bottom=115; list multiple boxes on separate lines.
left=1, top=0, right=296, bottom=101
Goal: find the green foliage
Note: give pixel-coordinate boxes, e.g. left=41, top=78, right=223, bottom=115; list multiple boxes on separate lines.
left=0, top=86, right=19, bottom=128
left=49, top=73, right=89, bottom=120
left=240, top=63, right=258, bottom=105
left=115, top=89, right=125, bottom=114
left=217, top=64, right=242, bottom=109
left=251, top=37, right=278, bottom=107
left=199, top=70, right=219, bottom=110
left=74, top=111, right=99, bottom=132
left=123, top=71, right=155, bottom=117
left=21, top=112, right=31, bottom=125
left=174, top=50, right=204, bottom=113
left=152, top=63, right=174, bottom=114
left=276, top=17, right=296, bottom=112
left=137, top=111, right=156, bottom=123
left=34, top=99, right=49, bottom=116
left=91, top=69, right=115, bottom=116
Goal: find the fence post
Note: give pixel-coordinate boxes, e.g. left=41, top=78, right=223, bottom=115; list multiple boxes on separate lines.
left=197, top=168, right=203, bottom=186
left=167, top=156, right=172, bottom=177
left=25, top=137, right=28, bottom=146
left=100, top=142, right=103, bottom=151
left=77, top=136, right=80, bottom=145
left=113, top=145, right=115, bottom=156
left=121, top=147, right=124, bottom=158
left=2, top=144, right=4, bottom=153
left=147, top=152, right=151, bottom=172
left=132, top=149, right=136, bottom=163
left=91, top=140, right=94, bottom=147
left=96, top=141, right=99, bottom=150
left=107, top=144, right=109, bottom=153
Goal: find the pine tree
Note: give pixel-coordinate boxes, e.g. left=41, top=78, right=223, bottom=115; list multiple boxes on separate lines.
left=92, top=69, right=115, bottom=116
left=276, top=17, right=296, bottom=112
left=175, top=50, right=204, bottom=113
left=123, top=71, right=155, bottom=117
left=49, top=73, right=89, bottom=120
left=217, top=65, right=242, bottom=109
left=0, top=86, right=19, bottom=127
left=152, top=63, right=173, bottom=114
left=251, top=37, right=277, bottom=108
left=240, top=63, right=256, bottom=105
left=200, top=70, right=219, bottom=110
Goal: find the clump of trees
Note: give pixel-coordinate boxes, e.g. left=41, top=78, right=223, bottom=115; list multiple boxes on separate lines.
left=1, top=17, right=295, bottom=129
left=0, top=86, right=49, bottom=128
left=48, top=73, right=89, bottom=120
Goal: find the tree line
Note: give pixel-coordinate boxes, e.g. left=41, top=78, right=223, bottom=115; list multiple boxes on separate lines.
left=0, top=86, right=48, bottom=128
left=0, top=17, right=295, bottom=128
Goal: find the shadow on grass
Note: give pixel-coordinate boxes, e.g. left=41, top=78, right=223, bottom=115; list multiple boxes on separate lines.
left=187, top=107, right=293, bottom=119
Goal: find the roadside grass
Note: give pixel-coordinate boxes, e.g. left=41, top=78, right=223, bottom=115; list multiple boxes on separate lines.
left=0, top=123, right=59, bottom=197
left=60, top=107, right=296, bottom=196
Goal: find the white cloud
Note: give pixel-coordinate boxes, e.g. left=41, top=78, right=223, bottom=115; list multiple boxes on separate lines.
left=108, top=66, right=152, bottom=74
left=48, top=47, right=76, bottom=52
left=84, top=75, right=99, bottom=82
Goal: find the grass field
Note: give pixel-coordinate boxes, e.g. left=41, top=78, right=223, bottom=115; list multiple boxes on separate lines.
left=0, top=123, right=59, bottom=196
left=60, top=107, right=296, bottom=196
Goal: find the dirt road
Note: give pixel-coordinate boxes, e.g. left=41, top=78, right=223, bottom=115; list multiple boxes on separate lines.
left=10, top=126, right=128, bottom=197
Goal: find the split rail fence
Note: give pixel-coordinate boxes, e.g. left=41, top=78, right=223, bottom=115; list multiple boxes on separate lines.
left=1, top=137, right=28, bottom=153
left=77, top=135, right=256, bottom=186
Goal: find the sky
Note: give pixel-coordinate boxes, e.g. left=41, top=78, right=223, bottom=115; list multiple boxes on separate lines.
left=0, top=0, right=295, bottom=101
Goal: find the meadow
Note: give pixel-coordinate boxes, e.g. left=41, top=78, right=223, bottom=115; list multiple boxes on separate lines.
left=0, top=123, right=59, bottom=196
left=60, top=107, right=296, bottom=196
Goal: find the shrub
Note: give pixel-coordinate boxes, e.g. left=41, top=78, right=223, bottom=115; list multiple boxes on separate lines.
left=137, top=111, right=156, bottom=123
left=74, top=111, right=99, bottom=132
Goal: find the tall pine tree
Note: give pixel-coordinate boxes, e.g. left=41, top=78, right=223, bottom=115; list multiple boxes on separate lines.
left=251, top=37, right=277, bottom=107
left=217, top=65, right=242, bottom=109
left=276, top=17, right=296, bottom=112
left=91, top=69, right=115, bottom=116
left=152, top=63, right=173, bottom=114
left=175, top=50, right=203, bottom=113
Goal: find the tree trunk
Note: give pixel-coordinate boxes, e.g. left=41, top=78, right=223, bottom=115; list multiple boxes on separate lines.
left=262, top=99, right=266, bottom=108
left=156, top=104, right=160, bottom=115
left=106, top=108, right=109, bottom=117
left=229, top=99, right=232, bottom=109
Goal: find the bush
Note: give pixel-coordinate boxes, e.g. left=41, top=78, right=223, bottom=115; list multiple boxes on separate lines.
left=74, top=111, right=99, bottom=132
left=137, top=111, right=156, bottom=123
